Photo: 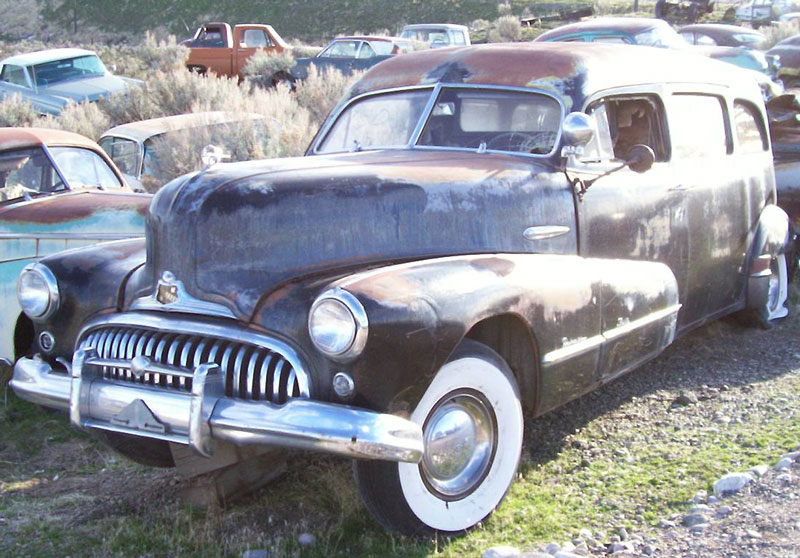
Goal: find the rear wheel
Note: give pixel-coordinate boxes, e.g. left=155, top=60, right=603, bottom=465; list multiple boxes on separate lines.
left=354, top=340, right=523, bottom=536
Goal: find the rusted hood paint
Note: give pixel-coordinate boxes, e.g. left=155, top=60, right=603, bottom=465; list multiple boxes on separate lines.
left=142, top=150, right=576, bottom=318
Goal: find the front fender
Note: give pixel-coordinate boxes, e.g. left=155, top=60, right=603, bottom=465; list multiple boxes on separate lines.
left=31, top=239, right=146, bottom=361
left=325, top=253, right=678, bottom=413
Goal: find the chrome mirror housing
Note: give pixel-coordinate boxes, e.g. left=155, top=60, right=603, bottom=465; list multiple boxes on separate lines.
left=562, top=112, right=595, bottom=148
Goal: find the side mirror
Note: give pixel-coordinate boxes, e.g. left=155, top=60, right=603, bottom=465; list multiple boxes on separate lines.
left=562, top=112, right=595, bottom=148
left=626, top=144, right=655, bottom=174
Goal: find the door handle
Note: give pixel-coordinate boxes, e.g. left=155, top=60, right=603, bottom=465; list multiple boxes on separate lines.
left=669, top=184, right=693, bottom=192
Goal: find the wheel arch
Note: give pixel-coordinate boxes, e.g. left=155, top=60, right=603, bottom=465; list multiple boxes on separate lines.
left=464, top=313, right=540, bottom=413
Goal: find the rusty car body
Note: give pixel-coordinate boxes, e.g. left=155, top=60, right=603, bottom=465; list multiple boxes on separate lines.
left=0, top=128, right=150, bottom=378
left=767, top=35, right=800, bottom=87
left=183, top=22, right=288, bottom=80
left=10, top=43, right=790, bottom=536
left=0, top=48, right=141, bottom=116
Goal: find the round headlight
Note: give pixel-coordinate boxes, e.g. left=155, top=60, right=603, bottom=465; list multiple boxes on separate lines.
left=308, top=288, right=368, bottom=361
left=18, top=263, right=59, bottom=320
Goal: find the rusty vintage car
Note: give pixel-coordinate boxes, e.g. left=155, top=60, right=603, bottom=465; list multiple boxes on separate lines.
left=10, top=43, right=790, bottom=535
left=0, top=128, right=150, bottom=381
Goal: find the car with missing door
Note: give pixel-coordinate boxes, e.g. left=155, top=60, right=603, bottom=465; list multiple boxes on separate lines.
left=10, top=43, right=790, bottom=536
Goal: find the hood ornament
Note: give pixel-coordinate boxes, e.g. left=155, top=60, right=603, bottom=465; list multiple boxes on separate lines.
left=156, top=271, right=179, bottom=305
left=131, top=270, right=237, bottom=319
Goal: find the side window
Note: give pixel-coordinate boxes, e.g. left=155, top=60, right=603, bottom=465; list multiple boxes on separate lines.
left=0, top=65, right=29, bottom=87
left=592, top=35, right=630, bottom=44
left=453, top=31, right=467, bottom=46
left=358, top=43, right=377, bottom=59
left=733, top=100, right=768, bottom=154
left=593, top=95, right=668, bottom=161
left=241, top=29, right=271, bottom=48
left=669, top=94, right=729, bottom=159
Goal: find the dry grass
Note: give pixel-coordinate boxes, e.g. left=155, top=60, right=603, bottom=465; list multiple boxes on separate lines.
left=761, top=20, right=800, bottom=49
left=0, top=94, right=38, bottom=127
left=294, top=65, right=363, bottom=126
left=242, top=49, right=296, bottom=89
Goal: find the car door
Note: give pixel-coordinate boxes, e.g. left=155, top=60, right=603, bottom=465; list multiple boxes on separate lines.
left=236, top=27, right=279, bottom=73
left=576, top=89, right=690, bottom=378
left=664, top=90, right=753, bottom=326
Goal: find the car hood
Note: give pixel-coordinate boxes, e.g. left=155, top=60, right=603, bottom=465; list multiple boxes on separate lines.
left=138, top=149, right=575, bottom=318
left=40, top=74, right=131, bottom=103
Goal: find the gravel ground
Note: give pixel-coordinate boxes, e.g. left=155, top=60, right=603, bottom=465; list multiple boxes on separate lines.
left=494, top=306, right=800, bottom=558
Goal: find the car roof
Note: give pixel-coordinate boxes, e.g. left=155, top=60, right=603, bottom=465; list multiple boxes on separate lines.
left=347, top=42, right=760, bottom=108
left=331, top=36, right=408, bottom=43
left=100, top=111, right=264, bottom=143
left=536, top=17, right=664, bottom=39
left=0, top=127, right=103, bottom=150
left=1, top=48, right=97, bottom=67
left=680, top=23, right=765, bottom=36
left=402, top=24, right=468, bottom=30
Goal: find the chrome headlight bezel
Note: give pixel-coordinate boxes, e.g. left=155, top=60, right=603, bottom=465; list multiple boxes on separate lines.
left=308, top=287, right=368, bottom=362
left=17, top=262, right=60, bottom=320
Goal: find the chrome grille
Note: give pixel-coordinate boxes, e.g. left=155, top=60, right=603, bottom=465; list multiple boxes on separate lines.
left=78, top=325, right=306, bottom=404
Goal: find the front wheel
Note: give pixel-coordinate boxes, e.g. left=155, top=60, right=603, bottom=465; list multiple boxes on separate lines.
left=354, top=340, right=523, bottom=536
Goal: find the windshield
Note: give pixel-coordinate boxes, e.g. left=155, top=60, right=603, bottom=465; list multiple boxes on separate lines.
left=0, top=147, right=65, bottom=201
left=634, top=26, right=688, bottom=49
left=31, top=54, right=107, bottom=87
left=48, top=147, right=123, bottom=189
left=99, top=136, right=141, bottom=177
left=318, top=87, right=561, bottom=156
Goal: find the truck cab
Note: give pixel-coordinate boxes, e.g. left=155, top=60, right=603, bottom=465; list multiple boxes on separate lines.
left=184, top=22, right=287, bottom=79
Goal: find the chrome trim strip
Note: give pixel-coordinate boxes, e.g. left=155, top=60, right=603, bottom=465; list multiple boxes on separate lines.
left=523, top=225, right=571, bottom=241
left=76, top=312, right=311, bottom=398
left=542, top=304, right=682, bottom=366
left=0, top=232, right=144, bottom=240
left=542, top=335, right=605, bottom=366
left=602, top=304, right=682, bottom=343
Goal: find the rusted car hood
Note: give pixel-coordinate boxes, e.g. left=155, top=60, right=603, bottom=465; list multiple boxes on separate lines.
left=143, top=150, right=576, bottom=317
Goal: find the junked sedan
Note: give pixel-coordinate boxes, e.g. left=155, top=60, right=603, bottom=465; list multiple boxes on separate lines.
left=0, top=128, right=150, bottom=382
left=0, top=48, right=141, bottom=115
left=289, top=36, right=413, bottom=81
left=10, top=43, right=790, bottom=536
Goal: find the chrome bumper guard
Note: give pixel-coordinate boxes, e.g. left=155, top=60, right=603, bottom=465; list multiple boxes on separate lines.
left=11, top=348, right=423, bottom=464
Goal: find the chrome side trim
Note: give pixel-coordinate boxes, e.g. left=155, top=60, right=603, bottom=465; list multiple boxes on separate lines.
left=542, top=335, right=604, bottom=365
left=523, top=225, right=571, bottom=241
left=602, top=304, right=682, bottom=342
left=0, top=232, right=144, bottom=240
left=542, top=304, right=681, bottom=366
left=131, top=272, right=237, bottom=319
left=77, top=312, right=311, bottom=398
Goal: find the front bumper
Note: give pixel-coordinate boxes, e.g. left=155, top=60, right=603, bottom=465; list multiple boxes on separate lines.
left=11, top=349, right=423, bottom=463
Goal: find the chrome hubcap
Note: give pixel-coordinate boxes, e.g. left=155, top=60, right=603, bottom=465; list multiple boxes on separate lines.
left=421, top=392, right=495, bottom=499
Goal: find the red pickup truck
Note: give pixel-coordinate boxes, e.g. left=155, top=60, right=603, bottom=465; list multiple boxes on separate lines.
left=184, top=22, right=288, bottom=79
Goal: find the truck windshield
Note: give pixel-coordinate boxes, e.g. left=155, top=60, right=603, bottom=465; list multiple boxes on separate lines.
left=31, top=55, right=107, bottom=86
left=317, top=87, right=561, bottom=156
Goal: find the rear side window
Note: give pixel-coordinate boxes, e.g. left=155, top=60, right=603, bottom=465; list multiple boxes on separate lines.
left=0, top=65, right=28, bottom=87
left=733, top=100, right=768, bottom=154
left=669, top=94, right=729, bottom=159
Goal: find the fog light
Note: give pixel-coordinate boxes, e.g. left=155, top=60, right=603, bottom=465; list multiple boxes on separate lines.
left=39, top=331, right=55, bottom=352
left=332, top=372, right=355, bottom=398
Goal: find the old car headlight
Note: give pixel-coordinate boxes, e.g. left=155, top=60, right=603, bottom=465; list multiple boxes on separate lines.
left=18, top=263, right=59, bottom=320
left=308, top=288, right=368, bottom=361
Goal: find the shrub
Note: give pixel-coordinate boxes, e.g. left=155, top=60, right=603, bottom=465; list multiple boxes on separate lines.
left=761, top=20, right=800, bottom=49
left=294, top=65, right=363, bottom=127
left=94, top=33, right=189, bottom=80
left=40, top=100, right=111, bottom=140
left=0, top=94, right=37, bottom=127
left=495, top=15, right=523, bottom=42
left=498, top=2, right=513, bottom=16
left=243, top=49, right=296, bottom=88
